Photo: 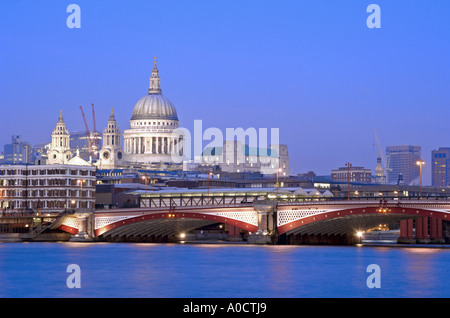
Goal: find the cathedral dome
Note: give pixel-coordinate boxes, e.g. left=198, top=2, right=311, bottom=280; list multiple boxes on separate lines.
left=130, top=57, right=178, bottom=122
left=131, top=94, right=178, bottom=121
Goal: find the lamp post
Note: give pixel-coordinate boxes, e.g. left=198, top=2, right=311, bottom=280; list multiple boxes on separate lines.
left=276, top=168, right=282, bottom=195
left=207, top=172, right=213, bottom=195
left=77, top=179, right=86, bottom=209
left=345, top=162, right=352, bottom=200
left=416, top=160, right=425, bottom=199
left=141, top=175, right=148, bottom=207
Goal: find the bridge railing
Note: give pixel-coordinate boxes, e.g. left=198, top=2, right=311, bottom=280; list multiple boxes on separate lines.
left=98, top=193, right=450, bottom=211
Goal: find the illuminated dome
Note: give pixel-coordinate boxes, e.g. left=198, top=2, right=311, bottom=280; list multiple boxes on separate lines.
left=131, top=94, right=178, bottom=121
left=130, top=57, right=178, bottom=122
left=123, top=57, right=184, bottom=166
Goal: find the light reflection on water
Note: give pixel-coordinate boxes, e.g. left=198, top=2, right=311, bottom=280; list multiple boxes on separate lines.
left=0, top=242, right=449, bottom=298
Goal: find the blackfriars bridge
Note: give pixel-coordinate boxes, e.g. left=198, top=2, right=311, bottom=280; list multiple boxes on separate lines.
left=47, top=195, right=450, bottom=245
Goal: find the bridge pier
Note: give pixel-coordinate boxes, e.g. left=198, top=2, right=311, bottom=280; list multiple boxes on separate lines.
left=430, top=218, right=445, bottom=244
left=398, top=219, right=416, bottom=244
left=398, top=217, right=445, bottom=244
left=415, top=217, right=431, bottom=244
left=247, top=200, right=277, bottom=244
left=69, top=210, right=95, bottom=242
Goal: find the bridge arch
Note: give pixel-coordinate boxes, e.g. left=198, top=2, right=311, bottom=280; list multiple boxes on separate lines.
left=93, top=207, right=259, bottom=241
left=277, top=205, right=450, bottom=237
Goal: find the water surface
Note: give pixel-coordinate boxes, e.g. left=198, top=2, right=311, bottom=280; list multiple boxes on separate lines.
left=0, top=242, right=448, bottom=298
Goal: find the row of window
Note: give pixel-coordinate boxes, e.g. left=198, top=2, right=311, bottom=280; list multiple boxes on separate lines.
left=0, top=200, right=93, bottom=209
left=0, top=189, right=94, bottom=198
left=1, top=179, right=95, bottom=187
left=0, top=169, right=95, bottom=176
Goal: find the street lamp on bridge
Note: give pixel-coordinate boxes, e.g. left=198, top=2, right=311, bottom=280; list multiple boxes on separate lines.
left=207, top=172, right=213, bottom=196
left=141, top=175, right=150, bottom=207
left=416, top=160, right=425, bottom=199
left=276, top=168, right=282, bottom=195
left=345, top=162, right=352, bottom=200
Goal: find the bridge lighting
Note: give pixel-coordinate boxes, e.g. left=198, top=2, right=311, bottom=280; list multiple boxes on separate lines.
left=416, top=160, right=425, bottom=198
left=377, top=207, right=390, bottom=213
left=356, top=231, right=363, bottom=237
left=179, top=233, right=186, bottom=239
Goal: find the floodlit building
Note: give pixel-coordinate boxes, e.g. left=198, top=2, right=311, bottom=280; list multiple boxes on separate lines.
left=0, top=162, right=96, bottom=212
left=122, top=57, right=183, bottom=167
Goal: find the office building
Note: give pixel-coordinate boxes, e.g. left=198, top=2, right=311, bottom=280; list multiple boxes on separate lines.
left=331, top=166, right=372, bottom=183
left=3, top=135, right=32, bottom=164
left=432, top=147, right=450, bottom=187
left=386, top=145, right=421, bottom=185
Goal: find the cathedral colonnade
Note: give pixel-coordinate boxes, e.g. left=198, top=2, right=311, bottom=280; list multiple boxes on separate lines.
left=124, top=135, right=183, bottom=155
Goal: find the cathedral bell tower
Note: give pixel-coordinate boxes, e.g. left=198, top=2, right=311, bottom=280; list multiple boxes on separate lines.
left=98, top=108, right=124, bottom=169
left=47, top=110, right=73, bottom=164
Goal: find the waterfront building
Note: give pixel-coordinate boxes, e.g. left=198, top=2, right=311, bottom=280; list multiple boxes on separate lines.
left=122, top=57, right=183, bottom=168
left=0, top=162, right=96, bottom=212
left=3, top=135, right=32, bottom=164
left=331, top=166, right=372, bottom=183
left=432, top=147, right=450, bottom=187
left=386, top=145, right=421, bottom=185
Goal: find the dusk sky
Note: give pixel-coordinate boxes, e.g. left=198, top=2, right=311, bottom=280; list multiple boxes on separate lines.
left=1, top=0, right=449, bottom=184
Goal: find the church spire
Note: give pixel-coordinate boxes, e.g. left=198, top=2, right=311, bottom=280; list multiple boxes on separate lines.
left=148, top=56, right=162, bottom=94
left=57, top=110, right=64, bottom=123
left=109, top=108, right=116, bottom=121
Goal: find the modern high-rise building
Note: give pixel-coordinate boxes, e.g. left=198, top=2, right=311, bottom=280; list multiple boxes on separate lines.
left=431, top=147, right=450, bottom=187
left=3, top=135, right=32, bottom=164
left=385, top=145, right=421, bottom=185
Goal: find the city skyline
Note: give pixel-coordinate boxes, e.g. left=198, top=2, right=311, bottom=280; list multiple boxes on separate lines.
left=1, top=1, right=449, bottom=185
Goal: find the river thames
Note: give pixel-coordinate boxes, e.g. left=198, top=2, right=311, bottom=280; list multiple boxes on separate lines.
left=0, top=242, right=449, bottom=298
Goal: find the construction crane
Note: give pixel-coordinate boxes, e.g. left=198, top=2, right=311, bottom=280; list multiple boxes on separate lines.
left=91, top=103, right=99, bottom=154
left=79, top=105, right=98, bottom=158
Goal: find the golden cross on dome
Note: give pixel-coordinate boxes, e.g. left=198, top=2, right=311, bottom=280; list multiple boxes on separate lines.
left=153, top=56, right=157, bottom=68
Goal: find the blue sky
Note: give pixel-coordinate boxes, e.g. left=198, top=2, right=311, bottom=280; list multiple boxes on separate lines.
left=1, top=0, right=449, bottom=184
